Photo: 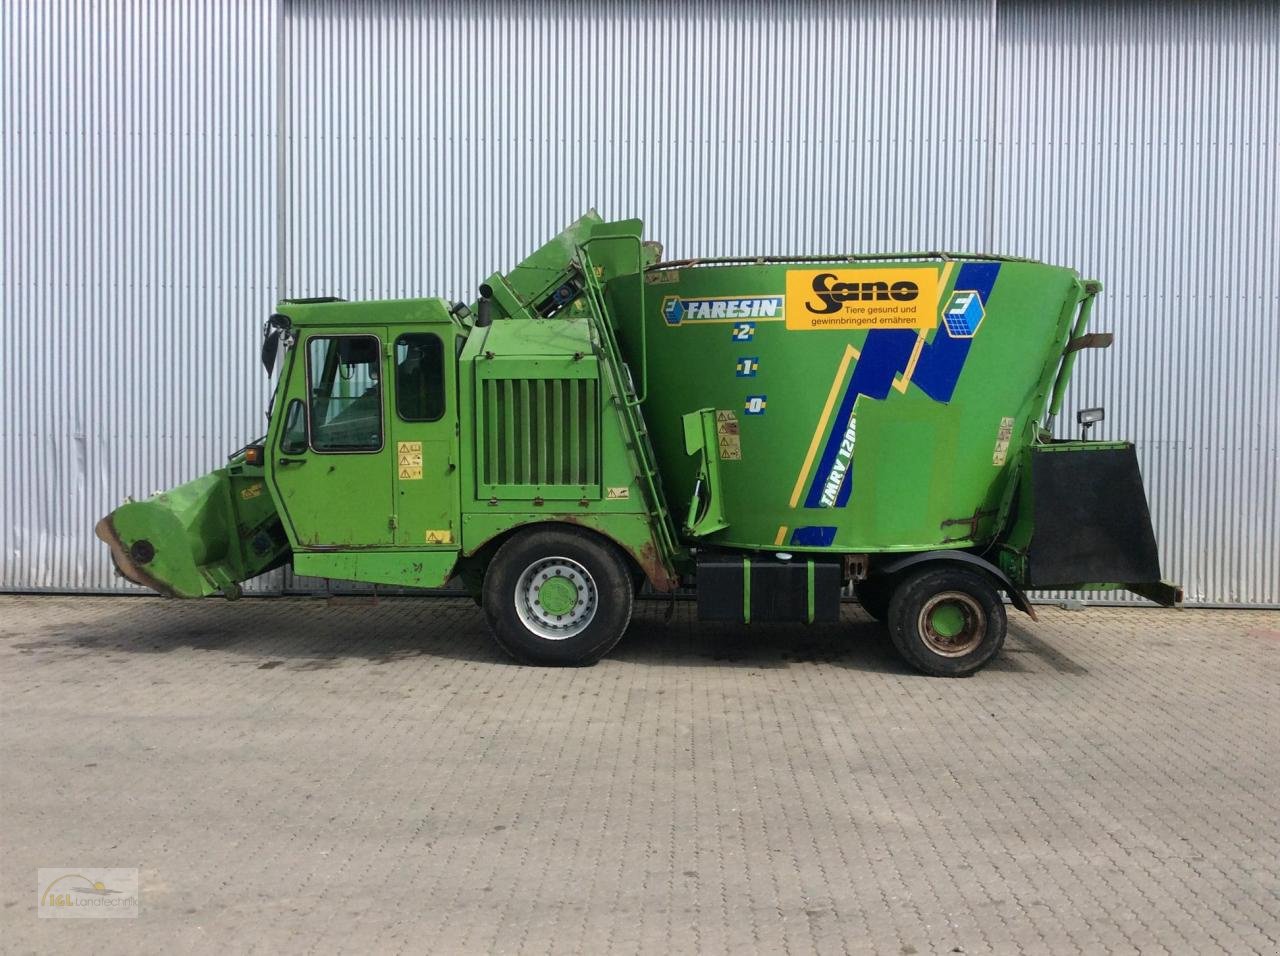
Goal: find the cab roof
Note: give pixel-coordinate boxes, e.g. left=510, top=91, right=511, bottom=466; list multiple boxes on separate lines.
left=275, top=296, right=456, bottom=327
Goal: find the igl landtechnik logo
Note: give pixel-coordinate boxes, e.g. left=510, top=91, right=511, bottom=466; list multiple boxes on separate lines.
left=38, top=868, right=139, bottom=918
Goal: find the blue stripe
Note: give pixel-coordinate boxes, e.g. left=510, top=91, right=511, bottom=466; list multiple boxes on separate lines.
left=803, top=262, right=1001, bottom=509
left=789, top=526, right=837, bottom=547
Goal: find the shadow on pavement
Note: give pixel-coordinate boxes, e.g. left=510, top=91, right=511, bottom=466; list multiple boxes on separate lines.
left=8, top=595, right=920, bottom=676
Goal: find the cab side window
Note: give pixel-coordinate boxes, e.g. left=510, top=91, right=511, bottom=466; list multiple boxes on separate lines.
left=280, top=399, right=308, bottom=454
left=306, top=335, right=383, bottom=452
left=394, top=333, right=445, bottom=422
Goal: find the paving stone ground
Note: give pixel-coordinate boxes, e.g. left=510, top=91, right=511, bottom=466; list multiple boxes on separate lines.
left=0, top=594, right=1276, bottom=955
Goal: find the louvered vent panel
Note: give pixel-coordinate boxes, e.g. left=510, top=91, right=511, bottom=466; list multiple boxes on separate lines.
left=480, top=378, right=600, bottom=497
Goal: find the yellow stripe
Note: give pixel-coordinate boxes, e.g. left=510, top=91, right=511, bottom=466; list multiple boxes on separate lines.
left=789, top=343, right=859, bottom=508
left=937, top=260, right=956, bottom=306
left=892, top=260, right=956, bottom=394
left=892, top=334, right=926, bottom=394
left=664, top=317, right=787, bottom=326
left=774, top=525, right=788, bottom=546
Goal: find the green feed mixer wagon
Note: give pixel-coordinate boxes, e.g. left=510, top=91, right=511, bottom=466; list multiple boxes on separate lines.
left=97, top=212, right=1180, bottom=676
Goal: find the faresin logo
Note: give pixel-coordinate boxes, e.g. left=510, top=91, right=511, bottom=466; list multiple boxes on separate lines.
left=785, top=267, right=938, bottom=331
left=661, top=295, right=785, bottom=326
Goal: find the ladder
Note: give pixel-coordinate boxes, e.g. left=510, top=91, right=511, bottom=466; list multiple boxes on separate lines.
left=576, top=249, right=683, bottom=584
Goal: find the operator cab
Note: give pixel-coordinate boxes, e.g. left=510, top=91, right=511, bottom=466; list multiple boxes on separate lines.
left=261, top=297, right=464, bottom=582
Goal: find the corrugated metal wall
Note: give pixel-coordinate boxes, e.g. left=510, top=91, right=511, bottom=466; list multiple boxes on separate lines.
left=2, top=0, right=282, bottom=592
left=3, top=0, right=1276, bottom=604
left=993, top=1, right=1279, bottom=605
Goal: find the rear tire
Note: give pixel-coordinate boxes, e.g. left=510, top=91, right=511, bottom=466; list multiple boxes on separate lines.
left=887, top=566, right=1007, bottom=677
left=482, top=527, right=634, bottom=666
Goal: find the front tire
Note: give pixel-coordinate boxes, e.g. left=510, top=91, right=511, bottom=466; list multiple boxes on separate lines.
left=887, top=566, right=1007, bottom=677
left=482, top=527, right=634, bottom=666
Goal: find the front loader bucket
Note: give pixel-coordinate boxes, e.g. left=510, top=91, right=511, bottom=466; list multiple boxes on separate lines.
left=96, top=467, right=289, bottom=598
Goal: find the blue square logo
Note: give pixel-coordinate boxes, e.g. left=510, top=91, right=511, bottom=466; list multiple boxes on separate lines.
left=942, top=290, right=985, bottom=338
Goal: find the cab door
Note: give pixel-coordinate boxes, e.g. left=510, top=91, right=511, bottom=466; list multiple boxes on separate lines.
left=270, top=330, right=394, bottom=547
left=387, top=328, right=459, bottom=549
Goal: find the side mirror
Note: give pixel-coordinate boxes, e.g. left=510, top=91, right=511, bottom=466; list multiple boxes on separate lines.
left=260, top=313, right=292, bottom=376
left=261, top=328, right=281, bottom=376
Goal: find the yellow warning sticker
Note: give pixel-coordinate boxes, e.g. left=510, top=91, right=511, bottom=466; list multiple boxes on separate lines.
left=397, top=441, right=423, bottom=473
left=239, top=482, right=264, bottom=500
left=425, top=529, right=452, bottom=545
left=606, top=487, right=630, bottom=500
left=715, top=410, right=742, bottom=460
left=992, top=416, right=1015, bottom=466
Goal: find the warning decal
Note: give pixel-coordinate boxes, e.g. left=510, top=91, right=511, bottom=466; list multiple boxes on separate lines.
left=992, top=416, right=1015, bottom=466
left=716, top=410, right=742, bottom=461
left=397, top=441, right=423, bottom=479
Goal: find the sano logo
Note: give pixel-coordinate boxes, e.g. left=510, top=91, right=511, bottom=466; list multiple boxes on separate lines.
left=806, top=273, right=920, bottom=312
left=784, top=267, right=938, bottom=331
left=661, top=295, right=784, bottom=326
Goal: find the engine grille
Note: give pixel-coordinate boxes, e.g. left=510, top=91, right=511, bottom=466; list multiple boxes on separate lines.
left=479, top=376, right=600, bottom=495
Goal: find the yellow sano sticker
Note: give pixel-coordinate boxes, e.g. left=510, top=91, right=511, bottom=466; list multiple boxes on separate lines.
left=785, top=267, right=939, bottom=331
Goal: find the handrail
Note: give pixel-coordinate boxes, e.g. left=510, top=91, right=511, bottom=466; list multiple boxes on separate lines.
left=576, top=245, right=680, bottom=566
left=649, top=250, right=1039, bottom=271
left=578, top=233, right=648, bottom=404
left=1044, top=279, right=1104, bottom=433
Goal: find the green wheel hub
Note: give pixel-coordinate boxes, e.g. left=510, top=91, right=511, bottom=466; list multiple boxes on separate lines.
left=917, top=591, right=986, bottom=657
left=537, top=575, right=578, bottom=616
left=928, top=603, right=966, bottom=638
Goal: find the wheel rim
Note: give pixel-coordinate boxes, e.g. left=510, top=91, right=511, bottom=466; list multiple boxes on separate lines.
left=917, top=591, right=986, bottom=657
left=514, top=556, right=598, bottom=640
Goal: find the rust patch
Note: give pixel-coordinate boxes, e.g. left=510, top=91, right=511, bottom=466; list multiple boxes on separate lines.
left=636, top=539, right=677, bottom=592
left=463, top=517, right=678, bottom=592
left=553, top=515, right=676, bottom=587
left=940, top=507, right=998, bottom=544
left=93, top=515, right=179, bottom=598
